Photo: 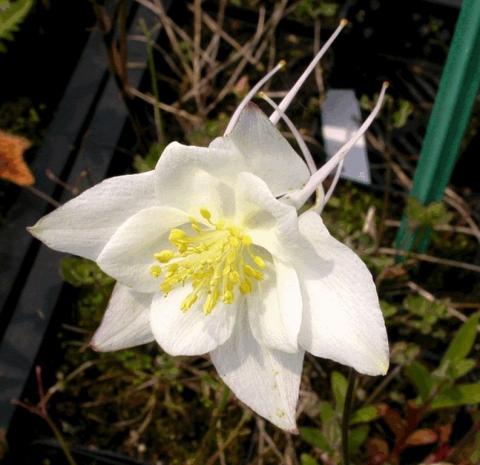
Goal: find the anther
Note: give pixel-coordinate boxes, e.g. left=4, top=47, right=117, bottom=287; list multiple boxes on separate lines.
left=155, top=250, right=175, bottom=263
left=240, top=279, right=252, bottom=294
left=253, top=256, right=266, bottom=268
left=151, top=209, right=268, bottom=313
left=181, top=293, right=198, bottom=312
left=229, top=271, right=240, bottom=283
left=223, top=290, right=234, bottom=304
left=150, top=265, right=162, bottom=278
left=169, top=228, right=186, bottom=242
left=200, top=207, right=212, bottom=221
left=244, top=264, right=263, bottom=281
left=203, top=290, right=219, bottom=314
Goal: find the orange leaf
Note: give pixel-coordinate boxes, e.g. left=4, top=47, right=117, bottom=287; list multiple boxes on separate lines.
left=438, top=423, right=452, bottom=444
left=367, top=437, right=389, bottom=465
left=0, top=130, right=34, bottom=186
left=405, top=428, right=438, bottom=446
left=382, top=406, right=406, bottom=439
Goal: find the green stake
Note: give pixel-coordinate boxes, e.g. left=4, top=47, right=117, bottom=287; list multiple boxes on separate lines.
left=395, top=0, right=480, bottom=253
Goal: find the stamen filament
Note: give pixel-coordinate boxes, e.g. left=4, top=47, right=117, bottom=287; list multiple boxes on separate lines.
left=150, top=208, right=266, bottom=313
left=269, top=19, right=348, bottom=125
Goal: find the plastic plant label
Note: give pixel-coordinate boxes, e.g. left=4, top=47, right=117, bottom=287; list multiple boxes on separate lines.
left=321, top=89, right=371, bottom=185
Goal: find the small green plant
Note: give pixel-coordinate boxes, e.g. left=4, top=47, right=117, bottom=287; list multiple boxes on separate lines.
left=406, top=197, right=452, bottom=230
left=60, top=257, right=114, bottom=288
left=293, top=0, right=340, bottom=19
left=0, top=0, right=34, bottom=53
left=380, top=314, right=480, bottom=464
left=133, top=143, right=165, bottom=173
left=300, top=371, right=382, bottom=464
left=297, top=316, right=480, bottom=464
left=407, top=313, right=480, bottom=410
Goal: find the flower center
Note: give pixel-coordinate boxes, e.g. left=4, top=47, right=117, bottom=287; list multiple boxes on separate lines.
left=150, top=208, right=266, bottom=314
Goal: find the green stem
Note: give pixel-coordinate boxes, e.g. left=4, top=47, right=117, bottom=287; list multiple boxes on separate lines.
left=193, top=386, right=231, bottom=465
left=341, top=369, right=355, bottom=465
left=44, top=415, right=78, bottom=465
left=139, top=19, right=165, bottom=145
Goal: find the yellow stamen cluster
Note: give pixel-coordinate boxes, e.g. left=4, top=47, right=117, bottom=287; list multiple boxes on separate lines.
left=150, top=208, right=266, bottom=314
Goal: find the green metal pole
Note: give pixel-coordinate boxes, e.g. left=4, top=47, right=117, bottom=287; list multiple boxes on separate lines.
left=395, top=0, right=480, bottom=253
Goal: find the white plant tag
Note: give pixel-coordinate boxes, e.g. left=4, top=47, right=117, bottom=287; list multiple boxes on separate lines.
left=322, top=89, right=371, bottom=185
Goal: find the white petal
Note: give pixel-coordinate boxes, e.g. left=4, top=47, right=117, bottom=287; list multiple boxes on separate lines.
left=155, top=141, right=241, bottom=218
left=28, top=171, right=157, bottom=260
left=248, top=259, right=302, bottom=353
left=91, top=284, right=154, bottom=352
left=235, top=172, right=314, bottom=261
left=150, top=287, right=238, bottom=356
left=97, top=206, right=188, bottom=292
left=297, top=211, right=389, bottom=376
left=216, top=103, right=310, bottom=196
left=211, top=311, right=304, bottom=432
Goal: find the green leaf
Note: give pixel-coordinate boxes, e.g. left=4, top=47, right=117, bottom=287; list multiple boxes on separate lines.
left=449, top=358, right=477, bottom=379
left=380, top=300, right=398, bottom=318
left=300, top=454, right=319, bottom=465
left=431, top=384, right=480, bottom=410
left=299, top=427, right=331, bottom=452
left=293, top=0, right=338, bottom=20
left=133, top=142, right=165, bottom=172
left=319, top=401, right=335, bottom=425
left=349, top=425, right=369, bottom=455
left=406, top=198, right=451, bottom=228
left=60, top=257, right=113, bottom=287
left=405, top=361, right=434, bottom=402
left=441, top=313, right=479, bottom=368
left=331, top=371, right=348, bottom=409
left=392, top=99, right=413, bottom=128
left=350, top=405, right=381, bottom=425
left=0, top=0, right=34, bottom=53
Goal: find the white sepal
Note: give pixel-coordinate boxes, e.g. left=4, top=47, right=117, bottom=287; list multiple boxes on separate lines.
left=29, top=171, right=158, bottom=260
left=219, top=105, right=310, bottom=197
left=297, top=211, right=389, bottom=375
left=91, top=284, right=154, bottom=352
left=211, top=311, right=304, bottom=432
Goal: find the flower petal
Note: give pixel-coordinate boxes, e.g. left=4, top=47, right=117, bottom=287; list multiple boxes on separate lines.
left=248, top=258, right=302, bottom=353
left=234, top=171, right=314, bottom=261
left=97, top=206, right=189, bottom=292
left=216, top=103, right=310, bottom=196
left=211, top=311, right=304, bottom=432
left=28, top=171, right=157, bottom=260
left=150, top=287, right=238, bottom=356
left=155, top=141, right=241, bottom=218
left=296, top=211, right=389, bottom=376
left=91, top=284, right=154, bottom=352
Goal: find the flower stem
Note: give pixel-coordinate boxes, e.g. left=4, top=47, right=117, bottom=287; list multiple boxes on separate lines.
left=139, top=18, right=165, bottom=145
left=341, top=368, right=355, bottom=465
left=44, top=415, right=78, bottom=465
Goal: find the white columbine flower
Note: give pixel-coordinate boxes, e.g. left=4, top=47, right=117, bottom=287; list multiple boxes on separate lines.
left=29, top=22, right=389, bottom=432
